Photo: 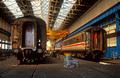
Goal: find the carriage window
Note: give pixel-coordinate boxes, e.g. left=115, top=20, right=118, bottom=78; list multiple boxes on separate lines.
left=82, top=33, right=85, bottom=42
left=74, top=36, right=77, bottom=43
left=79, top=35, right=82, bottom=42
left=86, top=32, right=90, bottom=48
left=77, top=35, right=81, bottom=42
left=81, top=34, right=83, bottom=42
left=63, top=33, right=84, bottom=46
left=71, top=38, right=73, bottom=44
left=73, top=37, right=76, bottom=43
left=76, top=36, right=79, bottom=42
left=71, top=39, right=73, bottom=44
left=86, top=32, right=90, bottom=41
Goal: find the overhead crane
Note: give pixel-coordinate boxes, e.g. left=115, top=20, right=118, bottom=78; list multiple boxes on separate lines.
left=47, top=29, right=69, bottom=39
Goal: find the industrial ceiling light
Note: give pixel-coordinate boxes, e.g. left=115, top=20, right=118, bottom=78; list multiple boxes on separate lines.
left=3, top=0, right=24, bottom=18
left=53, top=0, right=76, bottom=30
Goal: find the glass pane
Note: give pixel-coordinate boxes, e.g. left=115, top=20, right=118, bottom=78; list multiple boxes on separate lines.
left=5, top=44, right=7, bottom=49
left=103, top=23, right=116, bottom=34
left=6, top=40, right=8, bottom=43
left=53, top=0, right=76, bottom=30
left=10, top=45, right=12, bottom=49
left=2, top=44, right=4, bottom=49
left=107, top=38, right=110, bottom=47
left=31, top=0, right=50, bottom=23
left=2, top=40, right=4, bottom=42
left=109, top=29, right=115, bottom=34
left=107, top=37, right=116, bottom=47
left=0, top=44, right=1, bottom=48
left=110, top=37, right=116, bottom=47
left=3, top=0, right=23, bottom=18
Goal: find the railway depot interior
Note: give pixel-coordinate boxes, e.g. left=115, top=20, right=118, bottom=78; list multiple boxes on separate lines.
left=1, top=0, right=120, bottom=78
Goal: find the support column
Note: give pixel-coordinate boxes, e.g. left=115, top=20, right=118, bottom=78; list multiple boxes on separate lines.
left=115, top=11, right=120, bottom=58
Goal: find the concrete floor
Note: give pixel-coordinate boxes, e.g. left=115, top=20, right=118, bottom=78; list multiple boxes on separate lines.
left=0, top=55, right=120, bottom=78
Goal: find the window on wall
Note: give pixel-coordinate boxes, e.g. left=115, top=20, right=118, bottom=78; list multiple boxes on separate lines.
left=0, top=44, right=1, bottom=49
left=10, top=45, right=12, bottom=49
left=103, top=23, right=116, bottom=47
left=0, top=39, right=1, bottom=49
left=107, top=37, right=116, bottom=47
left=5, top=44, right=7, bottom=49
left=0, top=32, right=10, bottom=49
left=2, top=44, right=4, bottom=49
left=5, top=40, right=7, bottom=43
left=103, top=23, right=116, bottom=34
left=0, top=40, right=10, bottom=49
left=2, top=40, right=4, bottom=43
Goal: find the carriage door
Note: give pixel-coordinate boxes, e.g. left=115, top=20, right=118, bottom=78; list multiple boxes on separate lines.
left=86, top=32, right=90, bottom=50
left=22, top=22, right=34, bottom=47
left=93, top=31, right=100, bottom=50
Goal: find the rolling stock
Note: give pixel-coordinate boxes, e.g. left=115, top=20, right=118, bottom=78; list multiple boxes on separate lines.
left=55, top=27, right=107, bottom=60
left=11, top=16, right=47, bottom=63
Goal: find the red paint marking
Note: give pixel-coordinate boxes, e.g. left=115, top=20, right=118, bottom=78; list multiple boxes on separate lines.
left=62, top=42, right=85, bottom=48
left=93, top=32, right=97, bottom=40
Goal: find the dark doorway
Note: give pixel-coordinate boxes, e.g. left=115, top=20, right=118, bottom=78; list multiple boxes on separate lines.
left=93, top=31, right=100, bottom=50
left=22, top=22, right=34, bottom=47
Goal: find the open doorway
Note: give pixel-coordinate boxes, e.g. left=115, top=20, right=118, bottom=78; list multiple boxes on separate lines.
left=22, top=22, right=34, bottom=47
left=93, top=31, right=100, bottom=50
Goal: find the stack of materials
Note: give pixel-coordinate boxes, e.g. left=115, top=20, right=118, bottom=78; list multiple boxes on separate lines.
left=64, top=53, right=79, bottom=68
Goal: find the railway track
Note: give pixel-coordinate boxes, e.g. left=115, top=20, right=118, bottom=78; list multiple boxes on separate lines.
left=0, top=64, right=20, bottom=78
left=87, top=66, right=119, bottom=78
left=67, top=66, right=119, bottom=78
left=31, top=64, right=38, bottom=78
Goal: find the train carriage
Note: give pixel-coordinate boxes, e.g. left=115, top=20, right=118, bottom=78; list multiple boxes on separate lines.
left=11, top=16, right=47, bottom=63
left=55, top=27, right=107, bottom=60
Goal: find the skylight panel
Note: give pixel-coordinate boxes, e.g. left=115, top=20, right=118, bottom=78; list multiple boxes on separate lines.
left=31, top=0, right=50, bottom=23
left=53, top=0, right=76, bottom=30
left=3, top=0, right=23, bottom=18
